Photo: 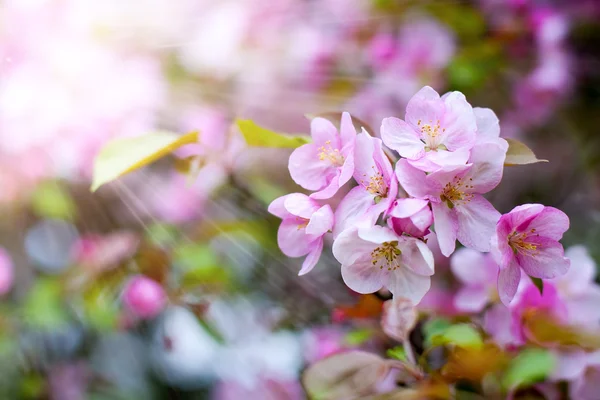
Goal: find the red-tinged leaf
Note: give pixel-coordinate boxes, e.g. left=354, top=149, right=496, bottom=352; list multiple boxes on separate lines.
left=504, top=138, right=548, bottom=166
left=381, top=298, right=418, bottom=342
left=302, top=351, right=391, bottom=400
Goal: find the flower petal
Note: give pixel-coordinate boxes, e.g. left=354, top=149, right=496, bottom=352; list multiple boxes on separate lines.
left=340, top=112, right=357, bottom=146
left=473, top=107, right=500, bottom=137
left=310, top=171, right=341, bottom=200
left=431, top=202, right=458, bottom=257
left=333, top=186, right=377, bottom=238
left=386, top=269, right=431, bottom=305
left=284, top=193, right=319, bottom=219
left=332, top=228, right=377, bottom=266
left=288, top=144, right=332, bottom=191
left=439, top=91, right=477, bottom=151
left=306, top=205, right=334, bottom=236
left=517, top=237, right=570, bottom=279
left=400, top=238, right=435, bottom=276
left=380, top=117, right=424, bottom=160
left=341, top=255, right=386, bottom=294
left=268, top=195, right=291, bottom=219
left=456, top=195, right=500, bottom=252
left=464, top=141, right=506, bottom=193
left=395, top=159, right=435, bottom=199
left=311, top=117, right=340, bottom=147
left=554, top=245, right=596, bottom=296
left=550, top=349, right=588, bottom=381
left=277, top=219, right=317, bottom=258
left=524, top=206, right=570, bottom=241
left=407, top=148, right=471, bottom=172
left=357, top=225, right=398, bottom=244
left=299, top=239, right=324, bottom=276
left=498, top=261, right=521, bottom=306
left=389, top=198, right=430, bottom=218
left=450, top=247, right=497, bottom=285
left=405, top=86, right=442, bottom=130
left=454, top=287, right=490, bottom=313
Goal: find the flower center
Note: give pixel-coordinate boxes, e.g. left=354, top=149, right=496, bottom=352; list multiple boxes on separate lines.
left=370, top=241, right=402, bottom=271
left=417, top=119, right=446, bottom=150
left=360, top=166, right=388, bottom=202
left=440, top=177, right=474, bottom=209
left=508, top=229, right=538, bottom=255
left=296, top=217, right=309, bottom=231
left=318, top=140, right=344, bottom=166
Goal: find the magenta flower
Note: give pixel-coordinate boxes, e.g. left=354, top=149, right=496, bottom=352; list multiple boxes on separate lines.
left=332, top=226, right=434, bottom=304
left=333, top=132, right=398, bottom=236
left=268, top=193, right=334, bottom=275
left=123, top=275, right=167, bottom=319
left=387, top=198, right=432, bottom=239
left=381, top=86, right=477, bottom=172
left=450, top=248, right=499, bottom=313
left=491, top=204, right=570, bottom=305
left=395, top=140, right=506, bottom=257
left=288, top=113, right=356, bottom=200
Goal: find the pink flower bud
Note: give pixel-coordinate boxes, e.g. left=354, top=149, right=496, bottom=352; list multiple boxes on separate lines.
left=0, top=248, right=14, bottom=296
left=123, top=276, right=166, bottom=319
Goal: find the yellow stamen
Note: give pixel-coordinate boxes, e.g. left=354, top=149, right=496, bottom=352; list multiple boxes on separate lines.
left=317, top=140, right=344, bottom=166
left=370, top=241, right=402, bottom=271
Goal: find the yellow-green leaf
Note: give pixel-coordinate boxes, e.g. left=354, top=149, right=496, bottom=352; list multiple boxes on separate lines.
left=504, top=138, right=548, bottom=166
left=235, top=119, right=310, bottom=148
left=91, top=131, right=199, bottom=191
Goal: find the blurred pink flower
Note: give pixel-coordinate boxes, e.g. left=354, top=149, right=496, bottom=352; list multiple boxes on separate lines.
left=333, top=132, right=397, bottom=236
left=381, top=86, right=477, bottom=171
left=0, top=248, right=14, bottom=296
left=303, top=328, right=348, bottom=364
left=289, top=113, right=356, bottom=200
left=123, top=275, right=167, bottom=319
left=71, top=232, right=139, bottom=273
left=491, top=204, right=570, bottom=305
left=450, top=248, right=500, bottom=313
left=268, top=193, right=334, bottom=275
left=332, top=225, right=434, bottom=303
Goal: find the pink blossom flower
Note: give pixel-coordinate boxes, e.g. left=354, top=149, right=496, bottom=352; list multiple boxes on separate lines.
left=123, top=275, right=167, bottom=319
left=333, top=132, right=398, bottom=236
left=381, top=86, right=477, bottom=172
left=570, top=352, right=600, bottom=400
left=0, top=248, right=14, bottom=295
left=288, top=113, right=356, bottom=200
left=387, top=198, right=432, bottom=238
left=396, top=140, right=506, bottom=257
left=268, top=193, right=334, bottom=275
left=450, top=248, right=499, bottom=313
left=491, top=204, right=570, bottom=305
left=332, top=225, right=434, bottom=304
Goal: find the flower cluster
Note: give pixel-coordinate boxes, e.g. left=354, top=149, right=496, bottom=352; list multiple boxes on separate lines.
left=270, top=86, right=571, bottom=306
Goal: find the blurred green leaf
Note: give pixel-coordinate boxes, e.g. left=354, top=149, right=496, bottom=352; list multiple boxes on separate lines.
left=145, top=223, right=179, bottom=247
left=173, top=243, right=219, bottom=271
left=431, top=324, right=483, bottom=349
left=91, top=131, right=199, bottom=191
left=344, top=328, right=374, bottom=346
left=22, top=279, right=68, bottom=328
left=423, top=318, right=452, bottom=348
left=426, top=3, right=485, bottom=41
left=83, top=286, right=119, bottom=331
left=30, top=181, right=76, bottom=220
left=502, top=348, right=555, bottom=390
left=386, top=346, right=407, bottom=362
left=448, top=42, right=503, bottom=92
left=19, top=374, right=44, bottom=399
left=236, top=119, right=310, bottom=148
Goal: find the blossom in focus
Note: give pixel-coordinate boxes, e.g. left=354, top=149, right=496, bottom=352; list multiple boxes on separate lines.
left=381, top=86, right=477, bottom=172
left=387, top=198, right=433, bottom=239
left=491, top=204, right=570, bottom=305
left=288, top=113, right=356, bottom=200
left=332, top=226, right=434, bottom=304
left=450, top=248, right=500, bottom=313
left=0, top=248, right=14, bottom=295
left=268, top=193, right=334, bottom=275
left=123, top=275, right=167, bottom=319
left=333, top=132, right=398, bottom=236
left=396, top=140, right=506, bottom=256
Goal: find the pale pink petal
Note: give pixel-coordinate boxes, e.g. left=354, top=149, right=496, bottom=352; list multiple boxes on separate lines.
left=523, top=207, right=570, bottom=241
left=288, top=144, right=332, bottom=191
left=340, top=112, right=357, bottom=146
left=439, top=91, right=477, bottom=151
left=380, top=117, right=424, bottom=160
left=498, top=261, right=522, bottom=306
left=505, top=204, right=545, bottom=230
left=332, top=228, right=378, bottom=266
left=357, top=225, right=398, bottom=244
left=299, top=239, right=324, bottom=276
left=381, top=298, right=418, bottom=342
left=454, top=287, right=490, bottom=313
left=0, top=248, right=13, bottom=295
left=400, top=239, right=435, bottom=276
left=386, top=269, right=431, bottom=304
left=332, top=186, right=377, bottom=238
left=407, top=148, right=471, bottom=172
left=389, top=198, right=429, bottom=218
left=491, top=223, right=515, bottom=270
left=310, top=171, right=341, bottom=200
left=284, top=193, right=320, bottom=219
left=465, top=142, right=507, bottom=193
left=551, top=349, right=588, bottom=381
left=431, top=202, right=458, bottom=257
left=405, top=86, right=442, bottom=130
left=554, top=245, right=595, bottom=296
left=306, top=205, right=334, bottom=236
left=268, top=195, right=291, bottom=219
left=395, top=160, right=434, bottom=199
left=484, top=303, right=521, bottom=347
left=352, top=132, right=377, bottom=182
left=565, top=286, right=600, bottom=329
left=473, top=107, right=500, bottom=137
left=426, top=164, right=471, bottom=192
left=311, top=117, right=340, bottom=147
left=517, top=237, right=570, bottom=279
left=450, top=248, right=496, bottom=285
left=338, top=149, right=355, bottom=186
left=571, top=367, right=600, bottom=400
left=341, top=256, right=386, bottom=294
left=456, top=195, right=500, bottom=252
left=277, top=219, right=317, bottom=258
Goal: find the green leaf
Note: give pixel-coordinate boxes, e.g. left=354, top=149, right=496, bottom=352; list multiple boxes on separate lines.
left=91, top=131, right=199, bottom=191
left=235, top=119, right=310, bottom=148
left=344, top=328, right=374, bottom=346
left=30, top=181, right=76, bottom=220
left=83, top=286, right=119, bottom=331
left=531, top=277, right=544, bottom=295
left=423, top=318, right=452, bottom=347
left=431, top=324, right=483, bottom=349
left=502, top=348, right=555, bottom=390
left=22, top=279, right=68, bottom=328
left=386, top=346, right=407, bottom=362
left=504, top=138, right=549, bottom=166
